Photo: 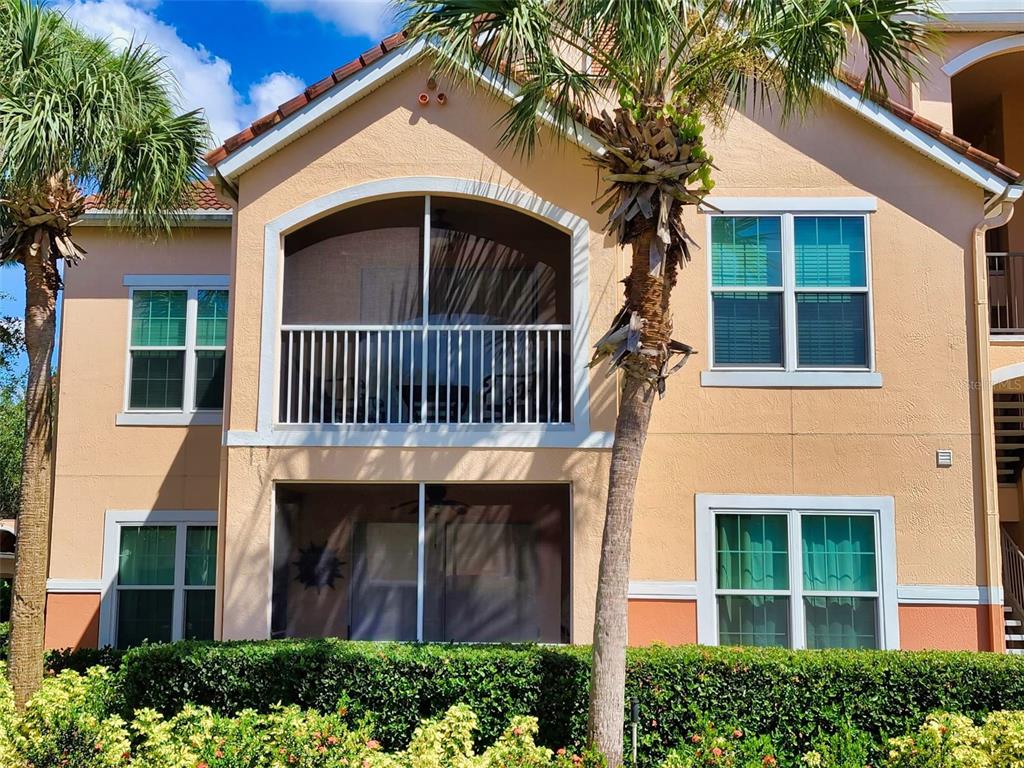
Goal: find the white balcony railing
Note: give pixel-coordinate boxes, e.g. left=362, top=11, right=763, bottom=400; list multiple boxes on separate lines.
left=279, top=325, right=572, bottom=426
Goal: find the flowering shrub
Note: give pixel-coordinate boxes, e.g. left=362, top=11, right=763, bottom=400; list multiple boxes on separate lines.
left=883, top=712, right=988, bottom=768
left=661, top=718, right=781, bottom=768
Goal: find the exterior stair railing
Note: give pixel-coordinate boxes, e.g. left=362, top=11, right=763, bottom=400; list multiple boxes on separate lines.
left=1000, top=529, right=1024, bottom=621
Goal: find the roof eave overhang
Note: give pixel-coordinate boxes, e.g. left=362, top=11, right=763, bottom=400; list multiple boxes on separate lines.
left=212, top=37, right=604, bottom=185
left=819, top=77, right=1014, bottom=196
left=79, top=209, right=233, bottom=227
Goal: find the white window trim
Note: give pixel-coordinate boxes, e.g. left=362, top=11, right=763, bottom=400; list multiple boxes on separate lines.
left=700, top=200, right=881, bottom=389
left=99, top=510, right=217, bottom=648
left=119, top=278, right=229, bottom=427
left=695, top=493, right=899, bottom=650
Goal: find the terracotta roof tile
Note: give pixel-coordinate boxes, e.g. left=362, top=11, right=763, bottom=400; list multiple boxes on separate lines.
left=332, top=58, right=363, bottom=82
left=86, top=180, right=230, bottom=211
left=305, top=74, right=337, bottom=101
left=191, top=180, right=232, bottom=210
left=204, top=34, right=1022, bottom=188
left=359, top=44, right=385, bottom=67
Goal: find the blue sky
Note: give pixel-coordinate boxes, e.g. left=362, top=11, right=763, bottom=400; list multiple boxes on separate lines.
left=1, top=0, right=402, bottom=374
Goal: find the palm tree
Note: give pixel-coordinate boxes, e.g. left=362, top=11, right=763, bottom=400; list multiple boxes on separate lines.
left=400, top=1, right=936, bottom=763
left=0, top=0, right=209, bottom=706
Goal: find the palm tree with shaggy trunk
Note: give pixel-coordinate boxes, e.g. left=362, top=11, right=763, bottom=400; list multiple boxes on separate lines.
left=401, top=1, right=937, bottom=764
left=0, top=0, right=209, bottom=706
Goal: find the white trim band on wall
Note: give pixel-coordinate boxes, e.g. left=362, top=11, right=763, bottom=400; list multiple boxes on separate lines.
left=897, top=585, right=1003, bottom=605
left=627, top=581, right=1000, bottom=606
left=46, top=579, right=103, bottom=593
left=628, top=580, right=699, bottom=600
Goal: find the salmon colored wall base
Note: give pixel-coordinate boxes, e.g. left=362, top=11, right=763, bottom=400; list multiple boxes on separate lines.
left=44, top=593, right=100, bottom=650
left=627, top=599, right=697, bottom=646
left=898, top=604, right=991, bottom=651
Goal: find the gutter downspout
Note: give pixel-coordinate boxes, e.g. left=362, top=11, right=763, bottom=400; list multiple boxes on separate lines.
left=973, top=185, right=1021, bottom=652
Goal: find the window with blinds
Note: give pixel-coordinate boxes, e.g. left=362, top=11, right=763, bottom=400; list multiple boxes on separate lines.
left=710, top=214, right=871, bottom=372
left=127, top=286, right=229, bottom=413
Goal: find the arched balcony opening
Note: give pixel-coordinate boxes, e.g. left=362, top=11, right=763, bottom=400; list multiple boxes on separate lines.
left=278, top=195, right=573, bottom=426
left=951, top=49, right=1024, bottom=335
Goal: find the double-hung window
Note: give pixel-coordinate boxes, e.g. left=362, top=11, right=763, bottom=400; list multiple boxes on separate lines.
left=703, top=201, right=879, bottom=388
left=101, top=511, right=217, bottom=648
left=696, top=494, right=897, bottom=649
left=123, top=279, right=228, bottom=424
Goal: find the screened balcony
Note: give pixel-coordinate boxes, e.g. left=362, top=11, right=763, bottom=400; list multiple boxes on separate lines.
left=279, top=196, right=573, bottom=426
left=271, top=483, right=570, bottom=642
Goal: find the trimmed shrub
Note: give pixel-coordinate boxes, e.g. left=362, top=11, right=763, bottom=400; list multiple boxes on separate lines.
left=0, top=667, right=599, bottom=768
left=0, top=623, right=125, bottom=674
left=113, top=641, right=1024, bottom=763
left=116, top=641, right=589, bottom=753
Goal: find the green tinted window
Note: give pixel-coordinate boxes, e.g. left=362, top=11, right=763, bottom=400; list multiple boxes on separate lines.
left=718, top=595, right=790, bottom=647
left=196, top=290, right=228, bottom=347
left=131, top=290, right=187, bottom=347
left=194, top=350, right=225, bottom=409
left=129, top=351, right=185, bottom=409
left=796, top=293, right=868, bottom=368
left=185, top=526, right=217, bottom=586
left=118, top=526, right=175, bottom=586
left=804, top=596, right=878, bottom=649
left=711, top=217, right=782, bottom=287
left=794, top=217, right=866, bottom=287
left=184, top=590, right=215, bottom=640
left=716, top=514, right=788, bottom=590
left=802, top=515, right=877, bottom=592
left=116, top=589, right=173, bottom=648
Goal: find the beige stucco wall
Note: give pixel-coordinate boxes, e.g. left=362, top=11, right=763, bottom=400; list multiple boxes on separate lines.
left=913, top=32, right=1013, bottom=130
left=210, top=58, right=990, bottom=643
left=49, top=227, right=231, bottom=586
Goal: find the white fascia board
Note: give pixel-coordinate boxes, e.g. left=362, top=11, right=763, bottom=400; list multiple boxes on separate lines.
left=817, top=78, right=1010, bottom=196
left=80, top=210, right=232, bottom=227
left=215, top=38, right=603, bottom=183
left=919, top=2, right=1024, bottom=30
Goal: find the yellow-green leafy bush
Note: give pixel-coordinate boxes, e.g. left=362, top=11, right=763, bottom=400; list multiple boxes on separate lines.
left=0, top=668, right=595, bottom=768
left=883, top=711, right=1024, bottom=768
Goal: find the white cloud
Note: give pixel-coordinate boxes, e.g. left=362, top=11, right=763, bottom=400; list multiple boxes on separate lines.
left=57, top=0, right=305, bottom=145
left=260, top=0, right=395, bottom=39
left=249, top=72, right=307, bottom=119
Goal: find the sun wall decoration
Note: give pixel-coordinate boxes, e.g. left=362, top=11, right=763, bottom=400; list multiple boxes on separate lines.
left=293, top=542, right=345, bottom=591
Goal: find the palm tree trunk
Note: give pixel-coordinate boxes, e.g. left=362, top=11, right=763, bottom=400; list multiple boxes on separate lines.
left=587, top=374, right=653, bottom=767
left=9, top=229, right=57, bottom=708
left=588, top=225, right=665, bottom=767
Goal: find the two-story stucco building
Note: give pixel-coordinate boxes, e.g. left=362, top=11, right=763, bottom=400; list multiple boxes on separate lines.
left=39, top=2, right=1024, bottom=655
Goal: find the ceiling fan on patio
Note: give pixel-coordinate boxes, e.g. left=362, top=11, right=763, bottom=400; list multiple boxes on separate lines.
left=391, top=485, right=469, bottom=514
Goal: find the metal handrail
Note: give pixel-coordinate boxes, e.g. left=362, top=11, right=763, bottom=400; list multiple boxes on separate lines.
left=1000, top=529, right=1024, bottom=619
left=988, top=252, right=1024, bottom=334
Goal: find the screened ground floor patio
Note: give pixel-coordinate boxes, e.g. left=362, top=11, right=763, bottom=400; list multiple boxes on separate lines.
left=271, top=483, right=571, bottom=643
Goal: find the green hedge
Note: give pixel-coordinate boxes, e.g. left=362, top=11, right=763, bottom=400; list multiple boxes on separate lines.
left=0, top=622, right=125, bottom=675
left=111, top=641, right=1024, bottom=764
